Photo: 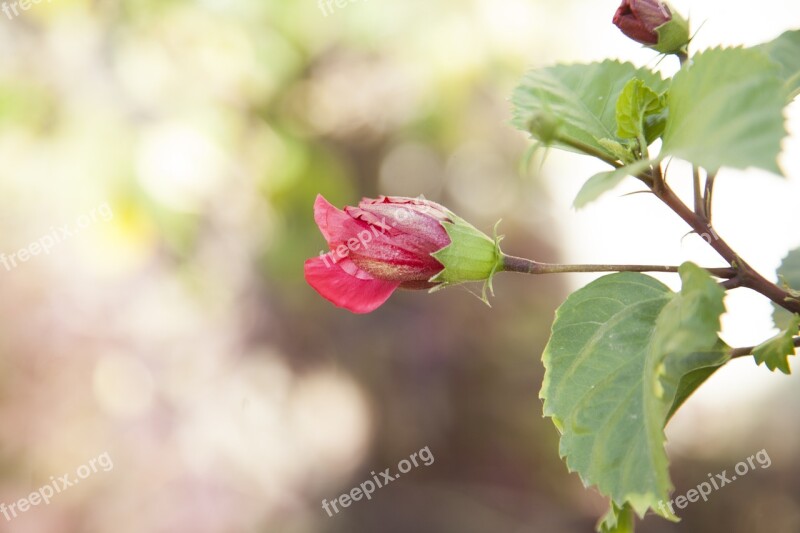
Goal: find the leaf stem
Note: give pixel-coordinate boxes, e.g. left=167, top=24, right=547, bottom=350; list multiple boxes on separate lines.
left=557, top=137, right=622, bottom=169
left=692, top=166, right=705, bottom=218
left=501, top=255, right=737, bottom=278
left=703, top=171, right=717, bottom=221
left=730, top=337, right=800, bottom=359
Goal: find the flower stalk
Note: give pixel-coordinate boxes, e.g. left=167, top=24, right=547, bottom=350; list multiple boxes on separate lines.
left=502, top=255, right=737, bottom=278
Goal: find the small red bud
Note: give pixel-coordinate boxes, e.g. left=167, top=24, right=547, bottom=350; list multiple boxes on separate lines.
left=613, top=0, right=672, bottom=46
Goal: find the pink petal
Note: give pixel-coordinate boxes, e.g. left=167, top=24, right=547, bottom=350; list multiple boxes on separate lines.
left=304, top=256, right=400, bottom=313
left=361, top=196, right=451, bottom=221
left=345, top=198, right=451, bottom=265
left=313, top=194, right=370, bottom=246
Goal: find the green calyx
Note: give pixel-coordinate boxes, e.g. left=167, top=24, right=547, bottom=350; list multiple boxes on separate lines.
left=653, top=10, right=690, bottom=55
left=526, top=111, right=562, bottom=145
left=430, top=215, right=504, bottom=303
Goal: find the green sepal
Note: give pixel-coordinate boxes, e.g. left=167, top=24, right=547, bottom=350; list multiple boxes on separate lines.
left=653, top=10, right=690, bottom=55
left=598, top=138, right=636, bottom=165
left=429, top=216, right=504, bottom=304
left=526, top=111, right=562, bottom=146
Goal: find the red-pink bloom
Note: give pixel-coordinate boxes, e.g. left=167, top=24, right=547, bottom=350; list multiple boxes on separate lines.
left=304, top=195, right=452, bottom=313
left=613, top=0, right=672, bottom=46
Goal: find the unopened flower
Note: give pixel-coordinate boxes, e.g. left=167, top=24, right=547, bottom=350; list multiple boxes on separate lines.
left=304, top=195, right=502, bottom=313
left=612, top=0, right=689, bottom=54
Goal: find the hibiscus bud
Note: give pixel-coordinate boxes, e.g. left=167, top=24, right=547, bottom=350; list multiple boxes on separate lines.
left=304, top=195, right=503, bottom=313
left=527, top=111, right=562, bottom=146
left=612, top=0, right=689, bottom=54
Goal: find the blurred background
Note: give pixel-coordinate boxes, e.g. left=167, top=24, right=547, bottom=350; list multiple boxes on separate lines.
left=1, top=0, right=799, bottom=532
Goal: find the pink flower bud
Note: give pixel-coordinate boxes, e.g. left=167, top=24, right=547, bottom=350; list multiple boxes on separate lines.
left=304, top=195, right=451, bottom=313
left=613, top=0, right=672, bottom=46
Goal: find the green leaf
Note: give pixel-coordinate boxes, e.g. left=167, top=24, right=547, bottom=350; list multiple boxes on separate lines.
left=662, top=264, right=731, bottom=420
left=753, top=314, right=800, bottom=374
left=650, top=263, right=729, bottom=417
left=541, top=273, right=674, bottom=518
left=666, top=364, right=722, bottom=420
left=643, top=107, right=668, bottom=146
left=540, top=265, right=727, bottom=521
left=512, top=61, right=668, bottom=161
left=616, top=79, right=666, bottom=145
left=754, top=30, right=800, bottom=100
left=772, top=247, right=800, bottom=329
left=573, top=159, right=653, bottom=209
left=661, top=47, right=787, bottom=175
left=653, top=263, right=726, bottom=356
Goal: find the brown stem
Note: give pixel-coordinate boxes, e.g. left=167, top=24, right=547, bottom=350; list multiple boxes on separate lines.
left=720, top=277, right=745, bottom=290
left=649, top=166, right=800, bottom=315
left=731, top=337, right=800, bottom=359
